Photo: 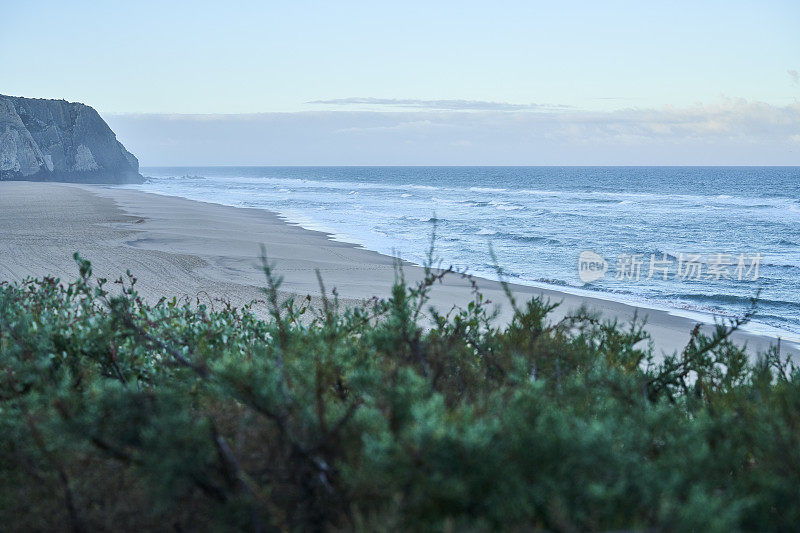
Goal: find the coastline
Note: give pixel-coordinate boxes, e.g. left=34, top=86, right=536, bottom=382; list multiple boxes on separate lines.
left=1, top=181, right=796, bottom=358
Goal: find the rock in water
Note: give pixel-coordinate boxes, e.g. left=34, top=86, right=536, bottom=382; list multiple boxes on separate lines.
left=0, top=94, right=144, bottom=184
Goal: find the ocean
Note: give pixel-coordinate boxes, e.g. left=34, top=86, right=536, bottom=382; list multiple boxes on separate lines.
left=126, top=167, right=800, bottom=340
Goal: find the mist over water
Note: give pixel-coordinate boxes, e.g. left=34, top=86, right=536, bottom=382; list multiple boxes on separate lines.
left=127, top=166, right=800, bottom=337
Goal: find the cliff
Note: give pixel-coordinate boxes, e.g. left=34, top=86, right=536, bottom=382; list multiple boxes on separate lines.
left=0, top=95, right=143, bottom=184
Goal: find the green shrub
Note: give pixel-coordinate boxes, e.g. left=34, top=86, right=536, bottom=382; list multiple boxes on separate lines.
left=0, top=253, right=797, bottom=531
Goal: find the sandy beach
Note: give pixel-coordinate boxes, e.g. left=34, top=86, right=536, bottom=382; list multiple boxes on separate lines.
left=0, top=181, right=795, bottom=358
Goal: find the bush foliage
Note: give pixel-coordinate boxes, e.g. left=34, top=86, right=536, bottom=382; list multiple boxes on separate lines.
left=1, top=253, right=798, bottom=531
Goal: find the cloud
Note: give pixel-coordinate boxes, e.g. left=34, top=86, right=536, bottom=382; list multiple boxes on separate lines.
left=104, top=98, right=800, bottom=166
left=547, top=98, right=800, bottom=143
left=334, top=119, right=455, bottom=134
left=307, top=97, right=570, bottom=111
left=789, top=69, right=800, bottom=85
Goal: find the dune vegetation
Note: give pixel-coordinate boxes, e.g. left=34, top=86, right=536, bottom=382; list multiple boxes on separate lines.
left=1, top=252, right=798, bottom=532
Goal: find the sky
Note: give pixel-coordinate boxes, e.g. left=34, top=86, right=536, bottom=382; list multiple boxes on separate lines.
left=3, top=0, right=799, bottom=165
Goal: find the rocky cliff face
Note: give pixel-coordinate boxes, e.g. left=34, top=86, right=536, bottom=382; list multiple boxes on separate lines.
left=0, top=95, right=143, bottom=184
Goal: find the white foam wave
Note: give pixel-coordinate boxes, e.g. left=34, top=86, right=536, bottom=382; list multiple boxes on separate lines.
left=469, top=186, right=508, bottom=193
left=405, top=184, right=440, bottom=190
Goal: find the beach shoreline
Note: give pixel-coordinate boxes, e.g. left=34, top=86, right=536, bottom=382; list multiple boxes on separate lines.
left=1, top=181, right=796, bottom=358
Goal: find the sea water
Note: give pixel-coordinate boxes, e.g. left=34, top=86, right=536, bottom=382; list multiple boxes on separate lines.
left=125, top=166, right=800, bottom=340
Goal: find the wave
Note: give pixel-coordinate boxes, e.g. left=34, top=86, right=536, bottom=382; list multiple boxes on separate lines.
left=145, top=174, right=206, bottom=181
left=586, top=198, right=623, bottom=204
left=531, top=277, right=570, bottom=287
left=518, top=189, right=560, bottom=196
left=404, top=184, right=441, bottom=190
left=667, top=292, right=797, bottom=310
left=457, top=200, right=492, bottom=207
left=503, top=234, right=562, bottom=245
left=400, top=215, right=440, bottom=223
left=469, top=186, right=508, bottom=193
